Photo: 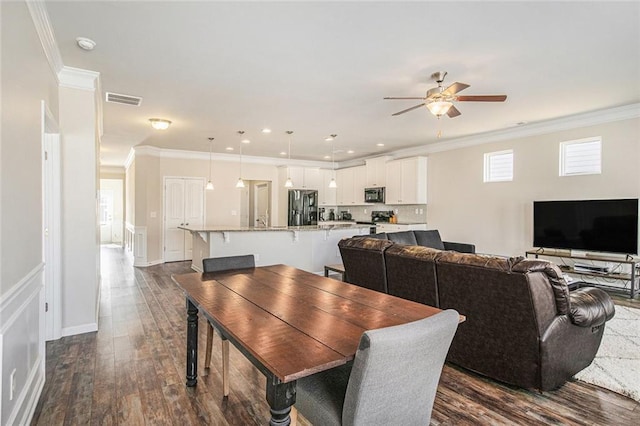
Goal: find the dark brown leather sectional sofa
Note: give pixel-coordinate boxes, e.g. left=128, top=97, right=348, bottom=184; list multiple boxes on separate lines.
left=338, top=234, right=616, bottom=391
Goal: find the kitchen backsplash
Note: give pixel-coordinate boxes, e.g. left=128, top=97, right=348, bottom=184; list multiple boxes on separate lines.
left=336, top=204, right=427, bottom=224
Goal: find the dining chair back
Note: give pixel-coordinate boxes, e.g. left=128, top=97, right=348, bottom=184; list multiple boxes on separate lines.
left=295, top=309, right=459, bottom=426
left=201, top=254, right=255, bottom=397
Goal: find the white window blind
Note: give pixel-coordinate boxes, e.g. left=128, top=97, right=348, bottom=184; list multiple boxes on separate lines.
left=560, top=137, right=601, bottom=176
left=484, top=150, right=513, bottom=182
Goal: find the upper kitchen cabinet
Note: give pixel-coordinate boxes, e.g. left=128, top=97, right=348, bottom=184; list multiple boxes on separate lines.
left=365, top=156, right=391, bottom=187
left=318, top=169, right=337, bottom=206
left=279, top=166, right=321, bottom=189
left=385, top=156, right=427, bottom=205
left=336, top=166, right=366, bottom=205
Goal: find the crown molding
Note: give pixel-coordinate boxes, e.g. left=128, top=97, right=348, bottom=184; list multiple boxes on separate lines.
left=26, top=0, right=64, bottom=79
left=58, top=66, right=100, bottom=91
left=131, top=145, right=333, bottom=168
left=388, top=103, right=640, bottom=159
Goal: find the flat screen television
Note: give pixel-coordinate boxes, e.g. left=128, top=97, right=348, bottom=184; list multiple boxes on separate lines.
left=533, top=199, right=639, bottom=255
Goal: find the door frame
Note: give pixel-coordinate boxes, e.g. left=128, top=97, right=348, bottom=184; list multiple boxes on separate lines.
left=162, top=176, right=206, bottom=263
left=42, top=100, right=62, bottom=341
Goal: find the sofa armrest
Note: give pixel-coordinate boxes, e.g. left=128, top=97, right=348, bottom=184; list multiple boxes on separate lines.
left=443, top=241, right=476, bottom=253
left=569, top=287, right=615, bottom=327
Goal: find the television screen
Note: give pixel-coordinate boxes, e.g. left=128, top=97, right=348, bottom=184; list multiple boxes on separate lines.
left=533, top=199, right=639, bottom=254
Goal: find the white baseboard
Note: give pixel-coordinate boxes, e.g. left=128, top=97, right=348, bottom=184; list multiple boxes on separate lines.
left=61, top=322, right=98, bottom=337
left=133, top=258, right=164, bottom=268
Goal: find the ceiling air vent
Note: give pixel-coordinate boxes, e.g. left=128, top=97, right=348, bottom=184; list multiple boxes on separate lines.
left=105, top=92, right=142, bottom=106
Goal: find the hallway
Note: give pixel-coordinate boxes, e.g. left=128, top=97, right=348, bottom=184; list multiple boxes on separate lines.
left=31, top=246, right=639, bottom=425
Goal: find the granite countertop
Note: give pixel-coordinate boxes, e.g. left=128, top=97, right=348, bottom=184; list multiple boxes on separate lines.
left=180, top=223, right=370, bottom=233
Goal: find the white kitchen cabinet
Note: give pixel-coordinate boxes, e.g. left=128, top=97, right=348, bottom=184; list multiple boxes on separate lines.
left=336, top=166, right=366, bottom=205
left=376, top=223, right=428, bottom=233
left=336, top=167, right=353, bottom=205
left=318, top=169, right=337, bottom=206
left=385, top=156, right=427, bottom=204
left=280, top=166, right=320, bottom=189
left=352, top=166, right=367, bottom=204
left=365, top=156, right=390, bottom=187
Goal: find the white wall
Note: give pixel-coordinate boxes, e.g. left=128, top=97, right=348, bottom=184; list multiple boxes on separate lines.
left=0, top=1, right=59, bottom=424
left=426, top=118, right=640, bottom=256
left=58, top=80, right=100, bottom=336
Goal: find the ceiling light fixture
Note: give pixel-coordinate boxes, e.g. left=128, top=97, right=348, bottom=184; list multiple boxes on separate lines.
left=206, top=137, right=214, bottom=190
left=76, top=37, right=96, bottom=51
left=284, top=131, right=294, bottom=188
left=149, top=118, right=171, bottom=130
left=325, top=135, right=335, bottom=142
left=329, top=134, right=337, bottom=188
left=236, top=131, right=246, bottom=188
left=426, top=100, right=453, bottom=117
left=262, top=128, right=272, bottom=133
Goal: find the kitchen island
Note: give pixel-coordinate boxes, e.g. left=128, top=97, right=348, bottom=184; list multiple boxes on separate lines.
left=180, top=224, right=370, bottom=274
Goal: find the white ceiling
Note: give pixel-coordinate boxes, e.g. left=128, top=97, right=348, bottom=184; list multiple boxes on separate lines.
left=45, top=1, right=640, bottom=167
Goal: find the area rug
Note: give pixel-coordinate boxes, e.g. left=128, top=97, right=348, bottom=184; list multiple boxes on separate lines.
left=574, top=305, right=640, bottom=402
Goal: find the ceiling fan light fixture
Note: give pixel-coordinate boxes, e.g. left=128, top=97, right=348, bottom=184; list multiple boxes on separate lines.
left=426, top=101, right=453, bottom=117
left=149, top=118, right=171, bottom=130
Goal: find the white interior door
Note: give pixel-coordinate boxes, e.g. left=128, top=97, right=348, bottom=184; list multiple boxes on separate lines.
left=42, top=101, right=62, bottom=342
left=164, top=177, right=204, bottom=262
left=183, top=178, right=205, bottom=259
left=255, top=182, right=270, bottom=226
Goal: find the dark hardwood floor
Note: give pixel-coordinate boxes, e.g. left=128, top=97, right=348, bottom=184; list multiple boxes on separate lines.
left=31, top=246, right=640, bottom=425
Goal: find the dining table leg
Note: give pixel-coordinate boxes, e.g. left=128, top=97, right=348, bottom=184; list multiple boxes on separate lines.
left=186, top=299, right=198, bottom=387
left=266, top=376, right=296, bottom=426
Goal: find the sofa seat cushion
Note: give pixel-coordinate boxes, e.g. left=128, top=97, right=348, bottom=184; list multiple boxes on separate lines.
left=414, top=230, right=446, bottom=250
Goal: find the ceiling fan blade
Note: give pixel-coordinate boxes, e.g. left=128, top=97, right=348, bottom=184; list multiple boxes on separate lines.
left=391, top=103, right=425, bottom=116
left=447, top=105, right=461, bottom=118
left=384, top=97, right=427, bottom=100
left=456, top=95, right=507, bottom=102
left=442, top=82, right=470, bottom=96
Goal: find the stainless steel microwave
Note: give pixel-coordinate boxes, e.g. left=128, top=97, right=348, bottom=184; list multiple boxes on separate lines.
left=364, top=187, right=385, bottom=203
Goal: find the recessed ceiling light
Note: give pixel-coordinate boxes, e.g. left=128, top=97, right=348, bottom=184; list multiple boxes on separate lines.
left=280, top=151, right=287, bottom=156
left=376, top=143, right=384, bottom=147
left=347, top=150, right=354, bottom=154
left=262, top=128, right=272, bottom=133
left=226, top=147, right=234, bottom=151
left=241, top=139, right=251, bottom=144
left=324, top=155, right=331, bottom=159
left=76, top=37, right=96, bottom=51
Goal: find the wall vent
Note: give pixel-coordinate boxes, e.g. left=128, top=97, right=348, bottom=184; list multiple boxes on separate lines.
left=105, top=92, right=142, bottom=106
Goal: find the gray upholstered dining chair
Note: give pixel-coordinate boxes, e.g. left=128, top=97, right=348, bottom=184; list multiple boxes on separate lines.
left=293, top=309, right=459, bottom=426
left=202, top=254, right=255, bottom=397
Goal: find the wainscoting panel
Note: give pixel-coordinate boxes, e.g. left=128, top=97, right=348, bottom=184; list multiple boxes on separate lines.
left=0, top=264, right=46, bottom=426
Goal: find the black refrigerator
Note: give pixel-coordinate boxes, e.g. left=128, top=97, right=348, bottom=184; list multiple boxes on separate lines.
left=288, top=189, right=318, bottom=226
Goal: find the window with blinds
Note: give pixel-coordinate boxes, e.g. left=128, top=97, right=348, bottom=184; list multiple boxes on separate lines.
left=484, top=150, right=513, bottom=182
left=559, top=137, right=602, bottom=176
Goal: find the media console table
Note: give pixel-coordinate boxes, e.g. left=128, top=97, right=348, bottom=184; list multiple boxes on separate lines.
left=526, top=248, right=639, bottom=299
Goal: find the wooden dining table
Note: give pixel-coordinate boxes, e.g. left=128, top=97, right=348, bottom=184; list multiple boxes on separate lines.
left=172, top=264, right=446, bottom=426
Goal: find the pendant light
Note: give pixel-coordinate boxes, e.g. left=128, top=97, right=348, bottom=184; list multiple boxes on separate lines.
left=236, top=130, right=245, bottom=188
left=328, top=134, right=337, bottom=188
left=284, top=130, right=294, bottom=188
left=206, top=137, right=214, bottom=190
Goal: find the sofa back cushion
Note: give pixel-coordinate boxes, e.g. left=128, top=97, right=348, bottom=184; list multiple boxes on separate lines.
left=386, top=231, right=417, bottom=245
left=338, top=237, right=395, bottom=293
left=385, top=245, right=441, bottom=307
left=434, top=251, right=543, bottom=388
left=413, top=230, right=446, bottom=250
left=511, top=259, right=570, bottom=315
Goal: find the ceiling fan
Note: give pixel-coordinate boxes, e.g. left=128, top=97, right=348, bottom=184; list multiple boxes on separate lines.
left=384, top=71, right=507, bottom=118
